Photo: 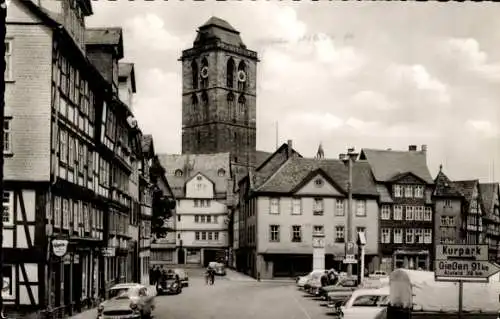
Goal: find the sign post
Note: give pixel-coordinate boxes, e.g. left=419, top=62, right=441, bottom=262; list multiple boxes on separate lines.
left=434, top=244, right=500, bottom=319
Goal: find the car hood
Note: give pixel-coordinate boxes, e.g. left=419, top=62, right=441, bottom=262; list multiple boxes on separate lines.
left=101, top=298, right=135, bottom=311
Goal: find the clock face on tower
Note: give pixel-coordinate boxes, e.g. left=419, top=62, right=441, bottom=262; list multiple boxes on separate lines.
left=237, top=70, right=246, bottom=82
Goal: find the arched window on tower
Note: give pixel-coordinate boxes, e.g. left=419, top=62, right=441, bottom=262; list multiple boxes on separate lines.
left=201, top=91, right=209, bottom=120
left=238, top=95, right=246, bottom=118
left=191, top=94, right=198, bottom=115
left=227, top=93, right=235, bottom=122
left=191, top=60, right=198, bottom=90
left=201, top=58, right=209, bottom=89
left=227, top=58, right=235, bottom=88
left=237, top=61, right=246, bottom=91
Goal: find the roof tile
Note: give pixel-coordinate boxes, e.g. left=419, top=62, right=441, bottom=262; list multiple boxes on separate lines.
left=158, top=153, right=231, bottom=198
left=360, top=148, right=433, bottom=184
left=433, top=171, right=463, bottom=197
left=256, top=157, right=378, bottom=196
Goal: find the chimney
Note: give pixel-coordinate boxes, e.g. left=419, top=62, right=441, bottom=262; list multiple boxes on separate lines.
left=408, top=145, right=417, bottom=151
left=421, top=144, right=427, bottom=153
left=287, top=140, right=293, bottom=159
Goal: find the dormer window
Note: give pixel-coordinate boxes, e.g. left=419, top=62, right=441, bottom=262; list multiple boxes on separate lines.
left=218, top=169, right=226, bottom=177
left=175, top=169, right=183, bottom=177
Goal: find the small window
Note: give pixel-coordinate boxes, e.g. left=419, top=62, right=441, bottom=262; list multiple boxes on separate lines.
left=218, top=168, right=226, bottom=177
left=4, top=118, right=11, bottom=154
left=314, top=178, right=323, bottom=187
left=174, top=169, right=183, bottom=177
left=196, top=176, right=202, bottom=181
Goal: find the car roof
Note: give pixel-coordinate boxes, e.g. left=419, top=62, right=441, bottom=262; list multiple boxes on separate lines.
left=352, top=287, right=390, bottom=296
left=110, top=283, right=143, bottom=290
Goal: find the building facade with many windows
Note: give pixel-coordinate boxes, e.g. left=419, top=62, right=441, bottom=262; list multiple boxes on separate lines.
left=158, top=153, right=232, bottom=266
left=360, top=146, right=435, bottom=272
left=3, top=0, right=160, bottom=316
left=432, top=167, right=465, bottom=247
left=479, top=183, right=500, bottom=262
left=236, top=142, right=380, bottom=279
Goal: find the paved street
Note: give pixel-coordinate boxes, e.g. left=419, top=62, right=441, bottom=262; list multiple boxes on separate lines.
left=152, top=270, right=331, bottom=319
left=69, top=269, right=330, bottom=319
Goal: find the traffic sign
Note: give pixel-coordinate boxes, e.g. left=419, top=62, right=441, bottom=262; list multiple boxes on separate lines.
left=343, top=254, right=357, bottom=264
left=435, top=244, right=488, bottom=261
left=435, top=260, right=500, bottom=280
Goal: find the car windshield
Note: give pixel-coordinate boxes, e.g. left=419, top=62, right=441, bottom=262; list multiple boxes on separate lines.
left=109, top=287, right=138, bottom=300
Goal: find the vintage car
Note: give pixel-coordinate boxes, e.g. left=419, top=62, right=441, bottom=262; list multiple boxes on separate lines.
left=296, top=270, right=324, bottom=290
left=209, top=261, right=226, bottom=276
left=97, top=283, right=155, bottom=319
left=172, top=268, right=189, bottom=287
left=157, top=273, right=182, bottom=295
left=328, top=287, right=389, bottom=319
left=318, top=277, right=358, bottom=300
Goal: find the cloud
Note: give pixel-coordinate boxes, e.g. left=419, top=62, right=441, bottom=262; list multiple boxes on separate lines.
left=133, top=68, right=182, bottom=153
left=387, top=64, right=450, bottom=104
left=442, top=38, right=500, bottom=82
left=124, top=14, right=188, bottom=52
left=87, top=3, right=500, bottom=182
left=285, top=111, right=344, bottom=132
left=466, top=120, right=498, bottom=138
left=350, top=90, right=397, bottom=110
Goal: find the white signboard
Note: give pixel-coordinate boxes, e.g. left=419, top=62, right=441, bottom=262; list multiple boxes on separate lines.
left=435, top=260, right=500, bottom=280
left=51, top=239, right=69, bottom=257
left=343, top=254, right=357, bottom=264
left=435, top=244, right=488, bottom=261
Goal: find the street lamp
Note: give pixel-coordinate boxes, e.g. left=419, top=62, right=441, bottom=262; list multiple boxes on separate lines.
left=340, top=147, right=358, bottom=277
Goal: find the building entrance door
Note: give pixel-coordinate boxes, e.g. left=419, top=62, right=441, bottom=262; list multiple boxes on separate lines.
left=177, top=248, right=185, bottom=264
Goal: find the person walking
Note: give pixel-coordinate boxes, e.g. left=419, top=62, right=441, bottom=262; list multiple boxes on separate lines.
left=209, top=267, right=215, bottom=285
left=205, top=267, right=211, bottom=285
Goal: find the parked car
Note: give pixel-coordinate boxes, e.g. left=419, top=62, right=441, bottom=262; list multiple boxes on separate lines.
left=172, top=268, right=189, bottom=287
left=209, top=261, right=226, bottom=276
left=319, top=277, right=358, bottom=300
left=328, top=287, right=390, bottom=319
left=297, top=270, right=323, bottom=290
left=307, top=271, right=327, bottom=296
left=157, top=273, right=182, bottom=295
left=97, top=283, right=155, bottom=319
left=326, top=290, right=354, bottom=310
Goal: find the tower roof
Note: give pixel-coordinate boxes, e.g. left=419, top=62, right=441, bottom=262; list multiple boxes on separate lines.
left=194, top=16, right=246, bottom=48
left=201, top=17, right=238, bottom=33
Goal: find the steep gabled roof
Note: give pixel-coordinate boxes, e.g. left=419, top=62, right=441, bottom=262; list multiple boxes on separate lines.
left=479, top=183, right=498, bottom=215
left=85, top=27, right=124, bottom=59
left=453, top=180, right=478, bottom=201
left=158, top=153, right=231, bottom=198
left=118, top=62, right=136, bottom=93
left=360, top=148, right=433, bottom=184
left=255, top=157, right=378, bottom=196
left=255, top=150, right=273, bottom=168
left=433, top=170, right=463, bottom=198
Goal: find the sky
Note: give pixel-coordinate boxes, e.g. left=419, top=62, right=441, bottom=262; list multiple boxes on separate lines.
left=87, top=1, right=500, bottom=183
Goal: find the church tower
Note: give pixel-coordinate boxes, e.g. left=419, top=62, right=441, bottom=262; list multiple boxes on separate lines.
left=180, top=17, right=259, bottom=173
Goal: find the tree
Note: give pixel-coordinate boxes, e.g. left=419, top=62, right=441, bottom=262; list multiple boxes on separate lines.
left=151, top=188, right=175, bottom=238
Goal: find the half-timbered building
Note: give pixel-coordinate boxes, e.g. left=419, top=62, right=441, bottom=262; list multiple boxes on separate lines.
left=360, top=145, right=435, bottom=272
left=85, top=26, right=137, bottom=294
left=4, top=0, right=141, bottom=316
